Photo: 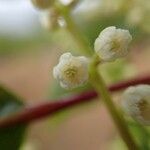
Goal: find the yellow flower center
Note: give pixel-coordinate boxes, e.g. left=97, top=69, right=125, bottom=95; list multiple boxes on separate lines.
left=64, top=66, right=77, bottom=79
left=111, top=40, right=121, bottom=52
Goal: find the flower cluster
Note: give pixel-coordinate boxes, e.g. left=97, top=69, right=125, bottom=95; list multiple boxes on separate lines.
left=52, top=26, right=150, bottom=126
left=53, top=26, right=132, bottom=89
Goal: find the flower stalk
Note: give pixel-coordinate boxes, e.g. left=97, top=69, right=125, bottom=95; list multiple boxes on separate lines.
left=54, top=3, right=93, bottom=56
left=89, top=57, right=140, bottom=150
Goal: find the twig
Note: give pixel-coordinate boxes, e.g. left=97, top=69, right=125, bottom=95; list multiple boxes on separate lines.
left=0, top=75, right=150, bottom=128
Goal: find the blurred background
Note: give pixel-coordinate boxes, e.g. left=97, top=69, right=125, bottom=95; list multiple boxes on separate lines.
left=0, top=0, right=149, bottom=150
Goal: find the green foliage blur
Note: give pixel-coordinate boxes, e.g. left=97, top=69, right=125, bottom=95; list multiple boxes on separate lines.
left=0, top=86, right=26, bottom=150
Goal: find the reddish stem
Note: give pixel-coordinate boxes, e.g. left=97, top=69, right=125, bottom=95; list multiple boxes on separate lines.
left=0, top=75, right=150, bottom=128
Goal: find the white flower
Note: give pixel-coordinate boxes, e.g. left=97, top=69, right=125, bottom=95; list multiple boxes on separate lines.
left=59, top=0, right=74, bottom=6
left=94, top=26, right=132, bottom=61
left=53, top=53, right=89, bottom=89
left=122, top=84, right=150, bottom=125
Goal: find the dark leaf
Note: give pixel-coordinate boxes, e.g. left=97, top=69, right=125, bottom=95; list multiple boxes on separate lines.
left=0, top=86, right=27, bottom=150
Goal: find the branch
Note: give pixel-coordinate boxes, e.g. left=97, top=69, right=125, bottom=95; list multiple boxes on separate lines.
left=0, top=75, right=150, bottom=128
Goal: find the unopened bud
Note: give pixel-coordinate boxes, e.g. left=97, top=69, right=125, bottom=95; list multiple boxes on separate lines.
left=31, top=0, right=53, bottom=9
left=94, top=26, right=132, bottom=62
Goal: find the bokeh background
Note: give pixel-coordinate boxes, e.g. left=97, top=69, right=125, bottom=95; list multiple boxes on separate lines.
left=0, top=0, right=149, bottom=150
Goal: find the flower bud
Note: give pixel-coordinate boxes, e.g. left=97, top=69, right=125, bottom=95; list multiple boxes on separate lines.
left=40, top=9, right=59, bottom=31
left=31, top=0, right=53, bottom=9
left=122, top=84, right=150, bottom=125
left=59, top=0, right=75, bottom=6
left=94, top=26, right=132, bottom=62
left=53, top=53, right=89, bottom=89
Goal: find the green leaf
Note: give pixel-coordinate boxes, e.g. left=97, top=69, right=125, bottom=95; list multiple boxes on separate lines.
left=0, top=86, right=27, bottom=150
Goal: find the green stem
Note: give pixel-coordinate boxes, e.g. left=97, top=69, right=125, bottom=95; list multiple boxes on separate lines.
left=89, top=57, right=139, bottom=150
left=55, top=3, right=93, bottom=56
